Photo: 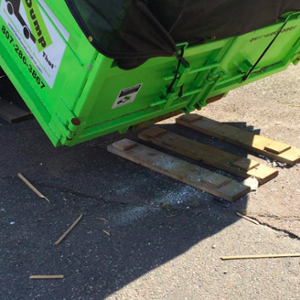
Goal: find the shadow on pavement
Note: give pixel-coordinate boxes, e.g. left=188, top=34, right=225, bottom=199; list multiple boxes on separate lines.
left=0, top=113, right=254, bottom=299
left=0, top=75, right=271, bottom=299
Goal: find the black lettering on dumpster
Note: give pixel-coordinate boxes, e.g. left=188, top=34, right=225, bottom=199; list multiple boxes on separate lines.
left=250, top=26, right=297, bottom=42
left=24, top=0, right=47, bottom=48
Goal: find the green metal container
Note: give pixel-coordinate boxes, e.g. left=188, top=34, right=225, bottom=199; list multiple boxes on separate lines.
left=1, top=0, right=300, bottom=147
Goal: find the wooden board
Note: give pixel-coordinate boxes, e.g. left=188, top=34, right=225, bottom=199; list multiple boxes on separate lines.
left=30, top=275, right=64, bottom=280
left=0, top=98, right=32, bottom=124
left=139, top=128, right=278, bottom=185
left=177, top=114, right=300, bottom=166
left=108, top=139, right=250, bottom=202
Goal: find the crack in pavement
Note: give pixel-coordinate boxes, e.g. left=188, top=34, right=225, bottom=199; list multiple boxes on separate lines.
left=256, top=213, right=300, bottom=221
left=4, top=174, right=299, bottom=239
left=260, top=222, right=300, bottom=240
left=39, top=182, right=202, bottom=213
left=0, top=175, right=192, bottom=213
left=246, top=214, right=300, bottom=240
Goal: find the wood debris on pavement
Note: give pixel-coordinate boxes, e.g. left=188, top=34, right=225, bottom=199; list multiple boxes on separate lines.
left=94, top=217, right=107, bottom=222
left=236, top=212, right=260, bottom=225
left=221, top=253, right=300, bottom=260
left=54, top=214, right=83, bottom=246
left=38, top=207, right=56, bottom=216
left=18, top=173, right=50, bottom=203
left=103, top=230, right=110, bottom=236
left=30, top=275, right=64, bottom=280
left=0, top=98, right=32, bottom=124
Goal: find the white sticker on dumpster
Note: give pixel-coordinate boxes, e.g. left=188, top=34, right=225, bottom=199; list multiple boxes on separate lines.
left=112, top=84, right=143, bottom=109
left=0, top=0, right=70, bottom=89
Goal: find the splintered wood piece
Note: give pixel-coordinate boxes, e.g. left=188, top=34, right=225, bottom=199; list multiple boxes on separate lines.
left=103, top=230, right=111, bottom=236
left=201, top=174, right=231, bottom=188
left=38, top=207, right=56, bottom=216
left=0, top=98, right=32, bottom=124
left=221, top=253, right=300, bottom=261
left=264, top=142, right=291, bottom=154
left=177, top=115, right=300, bottom=165
left=18, top=173, right=50, bottom=203
left=141, top=127, right=167, bottom=138
left=139, top=129, right=277, bottom=185
left=95, top=217, right=107, bottom=222
left=246, top=165, right=277, bottom=185
left=112, top=139, right=137, bottom=151
left=232, top=158, right=259, bottom=171
left=236, top=212, right=260, bottom=225
left=54, top=214, right=83, bottom=246
left=108, top=139, right=250, bottom=202
left=30, top=275, right=64, bottom=280
left=179, top=114, right=202, bottom=123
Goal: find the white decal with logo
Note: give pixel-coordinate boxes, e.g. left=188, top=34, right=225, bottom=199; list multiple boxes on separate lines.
left=112, top=83, right=143, bottom=109
left=0, top=0, right=70, bottom=88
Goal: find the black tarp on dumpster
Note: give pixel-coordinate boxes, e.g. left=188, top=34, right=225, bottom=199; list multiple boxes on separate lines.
left=65, top=0, right=300, bottom=69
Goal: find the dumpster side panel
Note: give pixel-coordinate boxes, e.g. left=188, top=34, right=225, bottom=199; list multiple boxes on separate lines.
left=68, top=13, right=300, bottom=146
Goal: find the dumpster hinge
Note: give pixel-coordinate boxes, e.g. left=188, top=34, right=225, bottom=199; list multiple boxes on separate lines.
left=49, top=98, right=82, bottom=143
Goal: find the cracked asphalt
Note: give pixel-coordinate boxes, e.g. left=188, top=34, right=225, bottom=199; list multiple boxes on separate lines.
left=1, top=65, right=300, bottom=300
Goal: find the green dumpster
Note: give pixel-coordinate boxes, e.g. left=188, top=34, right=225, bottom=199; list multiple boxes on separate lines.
left=1, top=0, right=300, bottom=147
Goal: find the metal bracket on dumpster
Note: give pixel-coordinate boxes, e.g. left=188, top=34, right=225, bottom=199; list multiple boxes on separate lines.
left=150, top=55, right=198, bottom=109
left=183, top=68, right=226, bottom=113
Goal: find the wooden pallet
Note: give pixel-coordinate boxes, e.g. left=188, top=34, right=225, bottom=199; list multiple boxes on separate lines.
left=139, top=127, right=278, bottom=185
left=0, top=98, right=32, bottom=124
left=108, top=139, right=250, bottom=202
left=177, top=114, right=300, bottom=166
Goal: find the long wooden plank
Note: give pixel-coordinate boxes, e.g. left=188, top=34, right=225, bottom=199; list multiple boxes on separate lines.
left=177, top=114, right=300, bottom=165
left=221, top=253, right=300, bottom=261
left=0, top=98, right=32, bottom=123
left=139, top=128, right=278, bottom=185
left=108, top=139, right=250, bottom=202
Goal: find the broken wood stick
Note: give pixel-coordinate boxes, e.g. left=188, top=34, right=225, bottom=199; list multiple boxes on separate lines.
left=38, top=207, right=56, bottom=216
left=95, top=217, right=107, bottom=222
left=103, top=230, right=110, bottom=236
left=18, top=173, right=50, bottom=203
left=221, top=253, right=300, bottom=260
left=80, top=222, right=90, bottom=226
left=54, top=214, right=83, bottom=246
left=30, top=275, right=64, bottom=280
left=236, top=212, right=260, bottom=225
